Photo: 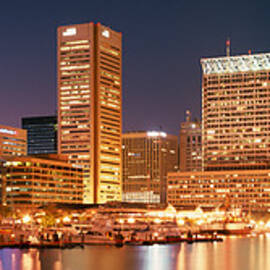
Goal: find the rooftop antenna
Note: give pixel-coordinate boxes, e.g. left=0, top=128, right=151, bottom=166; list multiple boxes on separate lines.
left=185, top=110, right=191, bottom=122
left=226, top=38, right=230, bottom=57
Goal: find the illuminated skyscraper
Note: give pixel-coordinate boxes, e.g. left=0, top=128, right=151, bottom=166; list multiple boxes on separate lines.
left=122, top=131, right=178, bottom=204
left=57, top=23, right=122, bottom=203
left=167, top=52, right=270, bottom=212
left=201, top=53, right=270, bottom=171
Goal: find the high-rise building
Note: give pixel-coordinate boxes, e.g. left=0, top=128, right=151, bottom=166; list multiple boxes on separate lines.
left=201, top=53, right=270, bottom=171
left=1, top=154, right=83, bottom=208
left=167, top=52, right=270, bottom=212
left=179, top=110, right=202, bottom=172
left=122, top=131, right=178, bottom=204
left=0, top=125, right=27, bottom=158
left=57, top=23, right=122, bottom=204
left=22, top=116, right=57, bottom=154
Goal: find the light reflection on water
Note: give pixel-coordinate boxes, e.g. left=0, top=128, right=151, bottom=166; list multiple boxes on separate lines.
left=0, top=237, right=270, bottom=270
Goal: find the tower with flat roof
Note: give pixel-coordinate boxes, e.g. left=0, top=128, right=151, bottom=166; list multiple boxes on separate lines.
left=22, top=116, right=57, bottom=154
left=122, top=131, right=178, bottom=204
left=57, top=23, right=122, bottom=203
left=0, top=125, right=27, bottom=158
left=167, top=52, right=270, bottom=212
left=201, top=53, right=270, bottom=171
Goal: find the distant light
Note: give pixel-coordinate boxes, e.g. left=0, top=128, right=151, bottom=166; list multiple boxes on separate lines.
left=127, top=217, right=135, bottom=223
left=118, top=219, right=124, bottom=224
left=63, top=28, right=77, bottom=37
left=102, top=30, right=110, bottom=38
left=154, top=218, right=161, bottom=224
left=22, top=215, right=31, bottom=224
left=0, top=128, right=16, bottom=135
left=196, top=219, right=204, bottom=226
left=147, top=131, right=167, bottom=138
left=177, top=219, right=185, bottom=226
left=63, top=216, right=71, bottom=223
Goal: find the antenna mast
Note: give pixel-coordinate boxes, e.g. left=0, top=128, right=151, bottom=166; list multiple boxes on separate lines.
left=226, top=38, right=230, bottom=57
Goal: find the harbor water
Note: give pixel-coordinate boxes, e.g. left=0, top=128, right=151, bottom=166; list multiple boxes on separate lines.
left=0, top=236, right=270, bottom=270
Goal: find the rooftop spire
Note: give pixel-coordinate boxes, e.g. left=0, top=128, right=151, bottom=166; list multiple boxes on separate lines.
left=226, top=38, right=230, bottom=57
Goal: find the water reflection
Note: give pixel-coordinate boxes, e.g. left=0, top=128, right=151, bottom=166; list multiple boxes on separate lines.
left=0, top=238, right=270, bottom=270
left=176, top=237, right=270, bottom=270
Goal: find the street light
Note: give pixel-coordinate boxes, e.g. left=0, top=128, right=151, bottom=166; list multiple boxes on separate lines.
left=22, top=215, right=31, bottom=224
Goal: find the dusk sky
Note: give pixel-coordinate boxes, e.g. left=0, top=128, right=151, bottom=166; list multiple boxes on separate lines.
left=1, top=0, right=270, bottom=135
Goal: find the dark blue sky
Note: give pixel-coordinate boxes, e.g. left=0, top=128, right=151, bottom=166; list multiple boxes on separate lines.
left=1, top=0, right=270, bottom=135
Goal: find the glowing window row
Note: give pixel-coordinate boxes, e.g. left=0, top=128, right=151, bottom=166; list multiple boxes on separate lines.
left=60, top=64, right=90, bottom=71
left=60, top=45, right=90, bottom=51
left=61, top=40, right=89, bottom=45
left=100, top=45, right=120, bottom=56
left=61, top=95, right=90, bottom=100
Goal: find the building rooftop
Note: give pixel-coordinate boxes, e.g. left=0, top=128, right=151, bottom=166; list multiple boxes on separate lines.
left=201, top=52, right=270, bottom=75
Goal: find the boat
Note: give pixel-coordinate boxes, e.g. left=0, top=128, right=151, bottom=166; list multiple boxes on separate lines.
left=219, top=222, right=253, bottom=235
left=200, top=221, right=253, bottom=235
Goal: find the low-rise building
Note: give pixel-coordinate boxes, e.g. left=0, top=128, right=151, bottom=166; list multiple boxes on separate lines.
left=0, top=125, right=27, bottom=158
left=1, top=154, right=83, bottom=208
left=167, top=170, right=270, bottom=212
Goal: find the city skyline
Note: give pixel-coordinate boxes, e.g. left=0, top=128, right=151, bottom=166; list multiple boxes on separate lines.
left=1, top=0, right=270, bottom=135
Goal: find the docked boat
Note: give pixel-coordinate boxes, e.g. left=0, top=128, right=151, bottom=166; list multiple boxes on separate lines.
left=220, top=222, right=253, bottom=235
left=200, top=221, right=253, bottom=235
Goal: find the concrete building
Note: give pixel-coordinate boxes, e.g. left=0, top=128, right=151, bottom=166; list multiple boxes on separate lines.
left=57, top=23, right=122, bottom=204
left=167, top=52, right=270, bottom=212
left=22, top=116, right=57, bottom=154
left=179, top=110, right=202, bottom=172
left=201, top=52, right=270, bottom=171
left=167, top=170, right=270, bottom=212
left=1, top=154, right=83, bottom=208
left=0, top=125, right=27, bottom=158
left=122, top=131, right=178, bottom=204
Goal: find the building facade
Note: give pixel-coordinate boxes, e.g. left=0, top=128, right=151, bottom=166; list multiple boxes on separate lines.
left=22, top=116, right=57, bottom=154
left=179, top=110, right=202, bottom=172
left=1, top=155, right=83, bottom=208
left=167, top=170, right=270, bottom=212
left=57, top=23, right=122, bottom=204
left=201, top=53, right=270, bottom=171
left=122, top=131, right=178, bottom=204
left=0, top=125, right=27, bottom=158
left=167, top=52, right=270, bottom=212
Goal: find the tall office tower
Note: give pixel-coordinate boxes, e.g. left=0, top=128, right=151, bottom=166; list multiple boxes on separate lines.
left=22, top=116, right=57, bottom=154
left=201, top=53, right=270, bottom=171
left=0, top=125, right=27, bottom=158
left=167, top=52, right=270, bottom=212
left=57, top=23, right=122, bottom=204
left=179, top=110, right=202, bottom=172
left=122, top=131, right=178, bottom=204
